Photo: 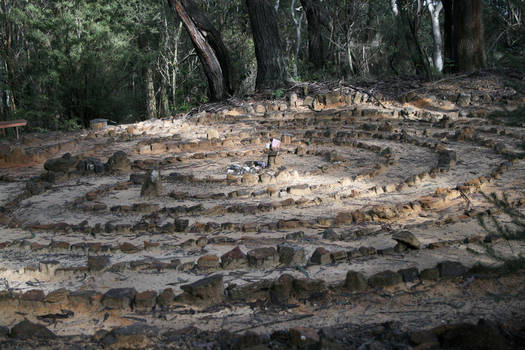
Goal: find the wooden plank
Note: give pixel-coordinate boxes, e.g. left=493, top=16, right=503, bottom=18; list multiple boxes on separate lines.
left=0, top=119, right=27, bottom=129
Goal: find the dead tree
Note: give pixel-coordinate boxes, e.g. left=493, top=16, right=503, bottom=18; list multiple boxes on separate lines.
left=246, top=0, right=289, bottom=90
left=167, top=0, right=233, bottom=101
left=442, top=0, right=486, bottom=73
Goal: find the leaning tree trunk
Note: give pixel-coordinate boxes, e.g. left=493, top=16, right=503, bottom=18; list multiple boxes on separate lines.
left=246, top=0, right=289, bottom=90
left=167, top=0, right=232, bottom=100
left=442, top=0, right=486, bottom=73
left=300, top=0, right=324, bottom=69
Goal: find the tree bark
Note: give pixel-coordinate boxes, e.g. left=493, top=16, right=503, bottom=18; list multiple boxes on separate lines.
left=428, top=0, right=444, bottom=72
left=442, top=0, right=486, bottom=73
left=146, top=67, right=157, bottom=119
left=300, top=0, right=324, bottom=69
left=167, top=0, right=232, bottom=101
left=246, top=0, right=289, bottom=90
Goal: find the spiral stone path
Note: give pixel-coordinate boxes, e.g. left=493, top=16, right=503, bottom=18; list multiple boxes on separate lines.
left=0, top=83, right=524, bottom=348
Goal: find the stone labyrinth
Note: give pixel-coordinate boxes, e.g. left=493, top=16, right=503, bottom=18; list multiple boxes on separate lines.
left=1, top=82, right=525, bottom=348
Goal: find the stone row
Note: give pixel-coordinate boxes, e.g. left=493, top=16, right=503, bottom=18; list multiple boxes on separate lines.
left=0, top=258, right=485, bottom=319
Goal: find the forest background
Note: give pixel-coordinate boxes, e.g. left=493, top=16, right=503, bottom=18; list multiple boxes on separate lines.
left=0, top=0, right=523, bottom=131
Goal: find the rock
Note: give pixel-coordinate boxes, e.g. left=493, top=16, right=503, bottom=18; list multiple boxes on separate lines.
left=289, top=93, right=298, bottom=108
left=437, top=149, right=457, bottom=169
left=105, top=151, right=131, bottom=172
left=77, top=157, right=104, bottom=173
left=174, top=219, right=189, bottom=232
left=254, top=104, right=266, bottom=114
left=157, top=288, right=175, bottom=309
left=331, top=250, right=347, bottom=263
left=227, top=280, right=272, bottom=302
left=310, top=247, right=331, bottom=265
left=247, top=247, right=279, bottom=269
left=409, top=330, right=439, bottom=348
left=270, top=274, right=295, bottom=305
left=88, top=255, right=111, bottom=272
left=10, top=320, right=56, bottom=339
left=141, top=169, right=162, bottom=198
left=368, top=270, right=402, bottom=288
left=0, top=325, right=8, bottom=338
left=456, top=93, right=471, bottom=107
left=420, top=267, right=440, bottom=281
left=45, top=288, right=68, bottom=303
left=43, top=153, right=79, bottom=173
left=135, top=291, right=157, bottom=312
left=345, top=271, right=368, bottom=291
left=435, top=319, right=513, bottom=350
left=392, top=230, right=421, bottom=249
left=289, top=327, right=319, bottom=347
left=398, top=267, right=419, bottom=283
left=232, top=332, right=263, bottom=350
left=277, top=244, right=306, bottom=266
left=180, top=275, right=224, bottom=305
left=221, top=246, right=248, bottom=269
left=197, top=255, right=219, bottom=270
left=438, top=261, right=467, bottom=278
left=322, top=228, right=339, bottom=241
left=102, top=288, right=137, bottom=310
left=103, top=323, right=159, bottom=349
left=293, top=279, right=327, bottom=300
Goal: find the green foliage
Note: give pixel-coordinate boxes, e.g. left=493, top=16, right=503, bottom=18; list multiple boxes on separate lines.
left=272, top=89, right=285, bottom=99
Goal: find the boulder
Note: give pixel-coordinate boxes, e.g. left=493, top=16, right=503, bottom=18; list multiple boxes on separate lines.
left=392, top=230, right=421, bottom=249
left=10, top=320, right=56, bottom=339
left=270, top=274, right=295, bottom=305
left=221, top=247, right=248, bottom=269
left=310, top=247, right=331, bottom=265
left=345, top=271, right=368, bottom=291
left=141, top=169, right=162, bottom=198
left=277, top=244, right=305, bottom=266
left=102, top=288, right=137, bottom=310
left=180, top=275, right=224, bottom=306
left=438, top=261, right=467, bottom=278
left=368, top=270, right=402, bottom=288
left=247, top=247, right=279, bottom=269
left=43, top=153, right=79, bottom=173
left=88, top=255, right=111, bottom=272
left=105, top=151, right=131, bottom=172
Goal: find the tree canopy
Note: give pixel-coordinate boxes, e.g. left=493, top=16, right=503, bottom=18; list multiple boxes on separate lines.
left=0, top=0, right=523, bottom=129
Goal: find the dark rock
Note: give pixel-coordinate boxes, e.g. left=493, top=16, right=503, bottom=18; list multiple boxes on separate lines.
left=232, top=332, right=262, bottom=350
left=174, top=219, right=189, bottom=232
left=157, top=288, right=175, bottom=309
left=392, top=230, right=421, bottom=249
left=227, top=280, right=272, bottom=302
left=435, top=319, right=513, bottom=350
left=141, top=169, right=162, bottom=198
left=135, top=290, right=157, bottom=312
left=420, top=267, right=440, bottom=281
left=221, top=246, right=248, bottom=269
left=344, top=271, right=368, bottom=291
left=293, top=279, right=327, bottom=300
left=285, top=231, right=304, bottom=240
left=398, top=267, right=419, bottom=283
left=270, top=274, right=295, bottom=305
left=247, top=247, right=279, bottom=269
left=77, top=157, right=104, bottom=173
left=130, top=173, right=146, bottom=184
left=438, top=261, right=467, bottom=278
left=105, top=151, right=131, bottom=172
left=103, top=323, right=159, bottom=349
left=180, top=275, right=224, bottom=305
left=310, top=247, right=331, bottom=265
left=322, top=228, right=339, bottom=240
left=43, top=153, right=79, bottom=173
left=10, top=320, right=56, bottom=339
left=0, top=325, right=8, bottom=338
left=437, top=149, right=457, bottom=169
left=277, top=244, right=306, bottom=266
left=289, top=327, right=319, bottom=347
left=330, top=250, right=347, bottom=263
left=88, top=255, right=111, bottom=272
left=102, top=288, right=137, bottom=310
left=368, top=270, right=402, bottom=288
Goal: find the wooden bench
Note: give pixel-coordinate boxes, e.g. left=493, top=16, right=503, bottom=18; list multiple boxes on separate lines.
left=0, top=119, right=27, bottom=139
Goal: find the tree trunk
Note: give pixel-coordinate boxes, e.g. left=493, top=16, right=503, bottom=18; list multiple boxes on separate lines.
left=246, top=0, right=289, bottom=90
left=300, top=0, right=324, bottom=69
left=442, top=0, right=486, bottom=73
left=290, top=0, right=304, bottom=78
left=167, top=0, right=232, bottom=101
left=146, top=67, right=157, bottom=119
left=428, top=1, right=444, bottom=72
